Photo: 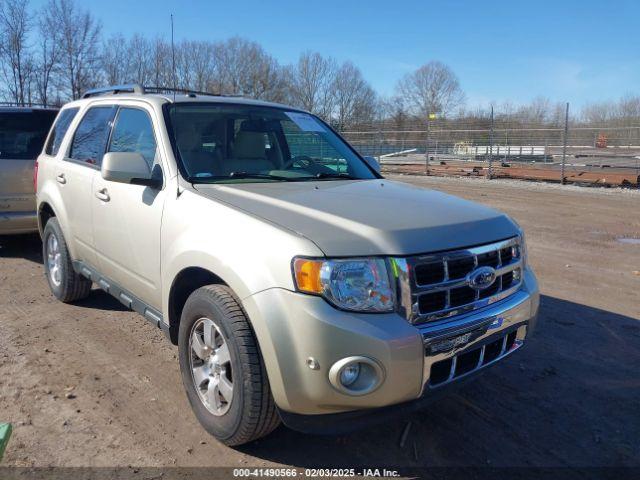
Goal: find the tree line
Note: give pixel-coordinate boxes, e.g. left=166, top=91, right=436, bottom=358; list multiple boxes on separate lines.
left=1, top=0, right=639, bottom=130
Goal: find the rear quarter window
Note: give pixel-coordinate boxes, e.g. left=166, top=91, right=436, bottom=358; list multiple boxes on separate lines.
left=45, top=108, right=79, bottom=156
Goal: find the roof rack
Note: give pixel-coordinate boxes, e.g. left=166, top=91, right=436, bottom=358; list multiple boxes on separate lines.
left=143, top=86, right=221, bottom=97
left=81, top=84, right=244, bottom=100
left=82, top=84, right=145, bottom=98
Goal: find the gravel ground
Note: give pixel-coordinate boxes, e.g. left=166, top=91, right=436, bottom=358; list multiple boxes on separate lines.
left=0, top=175, right=638, bottom=472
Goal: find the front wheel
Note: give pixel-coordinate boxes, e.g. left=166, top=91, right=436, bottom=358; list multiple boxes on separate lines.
left=178, top=285, right=280, bottom=446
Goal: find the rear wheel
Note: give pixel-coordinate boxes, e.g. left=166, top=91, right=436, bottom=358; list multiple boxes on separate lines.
left=178, top=285, right=280, bottom=446
left=42, top=217, right=92, bottom=302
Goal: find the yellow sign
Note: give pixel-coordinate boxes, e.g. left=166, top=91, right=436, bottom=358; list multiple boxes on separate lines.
left=428, top=113, right=437, bottom=120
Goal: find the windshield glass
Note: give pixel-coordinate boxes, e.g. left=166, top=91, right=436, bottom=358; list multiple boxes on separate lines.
left=0, top=110, right=57, bottom=160
left=166, top=104, right=377, bottom=183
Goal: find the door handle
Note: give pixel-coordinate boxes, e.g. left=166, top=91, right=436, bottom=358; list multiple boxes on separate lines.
left=95, top=188, right=110, bottom=202
left=56, top=173, right=66, bottom=184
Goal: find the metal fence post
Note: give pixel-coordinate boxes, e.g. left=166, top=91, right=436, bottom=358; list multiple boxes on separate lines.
left=544, top=138, right=548, bottom=163
left=487, top=106, right=494, bottom=179
left=425, top=117, right=430, bottom=175
left=561, top=102, right=569, bottom=185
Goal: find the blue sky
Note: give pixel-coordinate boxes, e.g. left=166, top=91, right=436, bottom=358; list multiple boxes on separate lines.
left=31, top=0, right=640, bottom=108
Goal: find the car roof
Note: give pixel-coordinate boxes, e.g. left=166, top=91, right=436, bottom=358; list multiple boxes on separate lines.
left=62, top=92, right=307, bottom=113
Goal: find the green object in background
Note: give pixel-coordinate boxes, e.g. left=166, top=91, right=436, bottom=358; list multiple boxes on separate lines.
left=0, top=423, right=12, bottom=462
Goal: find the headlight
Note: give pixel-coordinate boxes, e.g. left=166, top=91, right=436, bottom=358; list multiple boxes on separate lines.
left=293, top=257, right=394, bottom=312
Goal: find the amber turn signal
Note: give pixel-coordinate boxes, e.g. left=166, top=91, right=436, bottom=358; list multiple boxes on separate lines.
left=293, top=258, right=324, bottom=294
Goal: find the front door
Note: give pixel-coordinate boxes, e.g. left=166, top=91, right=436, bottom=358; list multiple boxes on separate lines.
left=92, top=106, right=166, bottom=308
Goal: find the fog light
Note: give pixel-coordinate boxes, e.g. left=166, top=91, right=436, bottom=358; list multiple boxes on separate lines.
left=340, top=363, right=360, bottom=386
left=329, top=356, right=384, bottom=396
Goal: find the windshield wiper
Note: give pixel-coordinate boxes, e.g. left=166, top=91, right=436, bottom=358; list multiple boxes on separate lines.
left=311, top=172, right=358, bottom=180
left=188, top=172, right=295, bottom=183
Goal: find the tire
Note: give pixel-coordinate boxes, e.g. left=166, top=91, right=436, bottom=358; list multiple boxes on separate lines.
left=178, top=285, right=280, bottom=446
left=42, top=217, right=92, bottom=303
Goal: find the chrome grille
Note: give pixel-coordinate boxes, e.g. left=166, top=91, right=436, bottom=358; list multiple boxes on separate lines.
left=391, top=237, right=524, bottom=325
left=428, top=330, right=522, bottom=388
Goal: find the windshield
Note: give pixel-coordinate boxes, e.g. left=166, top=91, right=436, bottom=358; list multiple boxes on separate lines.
left=0, top=110, right=57, bottom=160
left=166, top=104, right=377, bottom=183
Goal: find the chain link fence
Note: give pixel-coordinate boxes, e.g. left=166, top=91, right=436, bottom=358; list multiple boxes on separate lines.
left=337, top=104, right=640, bottom=188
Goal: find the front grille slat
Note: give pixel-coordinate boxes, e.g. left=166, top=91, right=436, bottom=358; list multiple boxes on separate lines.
left=449, top=286, right=476, bottom=307
left=408, top=237, right=523, bottom=324
left=418, top=291, right=447, bottom=312
left=414, top=262, right=445, bottom=285
left=446, top=257, right=475, bottom=280
left=428, top=330, right=522, bottom=387
left=476, top=250, right=500, bottom=268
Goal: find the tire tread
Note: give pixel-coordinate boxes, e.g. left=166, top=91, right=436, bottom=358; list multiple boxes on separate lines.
left=43, top=218, right=92, bottom=303
left=182, top=284, right=280, bottom=446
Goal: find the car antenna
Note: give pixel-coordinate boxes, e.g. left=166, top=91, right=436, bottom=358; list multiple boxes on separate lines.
left=169, top=14, right=184, bottom=198
left=170, top=14, right=177, bottom=102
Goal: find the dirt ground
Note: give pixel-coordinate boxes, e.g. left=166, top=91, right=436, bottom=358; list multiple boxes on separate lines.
left=0, top=175, right=639, bottom=472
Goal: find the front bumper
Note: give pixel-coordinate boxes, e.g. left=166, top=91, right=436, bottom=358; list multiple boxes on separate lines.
left=0, top=211, right=38, bottom=235
left=242, top=266, right=539, bottom=430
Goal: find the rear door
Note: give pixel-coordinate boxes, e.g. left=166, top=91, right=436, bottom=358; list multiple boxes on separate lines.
left=57, top=105, right=117, bottom=267
left=0, top=108, right=57, bottom=213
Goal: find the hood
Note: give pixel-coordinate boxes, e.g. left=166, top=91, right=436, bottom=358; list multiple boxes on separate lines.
left=193, top=179, right=519, bottom=257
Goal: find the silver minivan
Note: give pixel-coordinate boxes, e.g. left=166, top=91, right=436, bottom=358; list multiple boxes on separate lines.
left=0, top=105, right=58, bottom=235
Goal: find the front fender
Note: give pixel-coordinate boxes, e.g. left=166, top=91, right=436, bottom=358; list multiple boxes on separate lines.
left=160, top=187, right=324, bottom=322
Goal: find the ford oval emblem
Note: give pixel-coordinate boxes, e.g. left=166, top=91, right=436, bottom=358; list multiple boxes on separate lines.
left=468, top=266, right=497, bottom=290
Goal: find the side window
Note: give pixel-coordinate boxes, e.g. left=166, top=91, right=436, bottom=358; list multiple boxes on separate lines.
left=45, top=108, right=79, bottom=156
left=69, top=106, right=117, bottom=166
left=108, top=108, right=157, bottom=167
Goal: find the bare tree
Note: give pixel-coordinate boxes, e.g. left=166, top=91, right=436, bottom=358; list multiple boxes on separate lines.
left=0, top=0, right=33, bottom=104
left=617, top=94, right=640, bottom=123
left=46, top=0, right=101, bottom=99
left=176, top=40, right=214, bottom=91
left=100, top=33, right=128, bottom=85
left=288, top=51, right=336, bottom=119
left=149, top=37, right=172, bottom=88
left=515, top=96, right=552, bottom=123
left=581, top=101, right=614, bottom=125
left=332, top=61, right=376, bottom=127
left=396, top=61, right=465, bottom=117
left=210, top=37, right=286, bottom=101
left=32, top=6, right=61, bottom=106
left=126, top=33, right=155, bottom=85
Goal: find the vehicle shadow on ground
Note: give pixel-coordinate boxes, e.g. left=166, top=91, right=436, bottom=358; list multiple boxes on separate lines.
left=75, top=288, right=130, bottom=312
left=240, top=295, right=639, bottom=468
left=0, top=235, right=128, bottom=312
left=0, top=233, right=42, bottom=263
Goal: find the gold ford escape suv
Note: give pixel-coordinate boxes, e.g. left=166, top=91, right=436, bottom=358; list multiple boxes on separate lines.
left=36, top=85, right=539, bottom=446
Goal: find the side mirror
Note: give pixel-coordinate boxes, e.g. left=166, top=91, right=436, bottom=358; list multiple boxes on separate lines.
left=101, top=152, right=160, bottom=188
left=363, top=155, right=381, bottom=174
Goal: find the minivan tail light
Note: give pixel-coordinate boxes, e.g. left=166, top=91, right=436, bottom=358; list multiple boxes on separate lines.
left=33, top=160, right=39, bottom=192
